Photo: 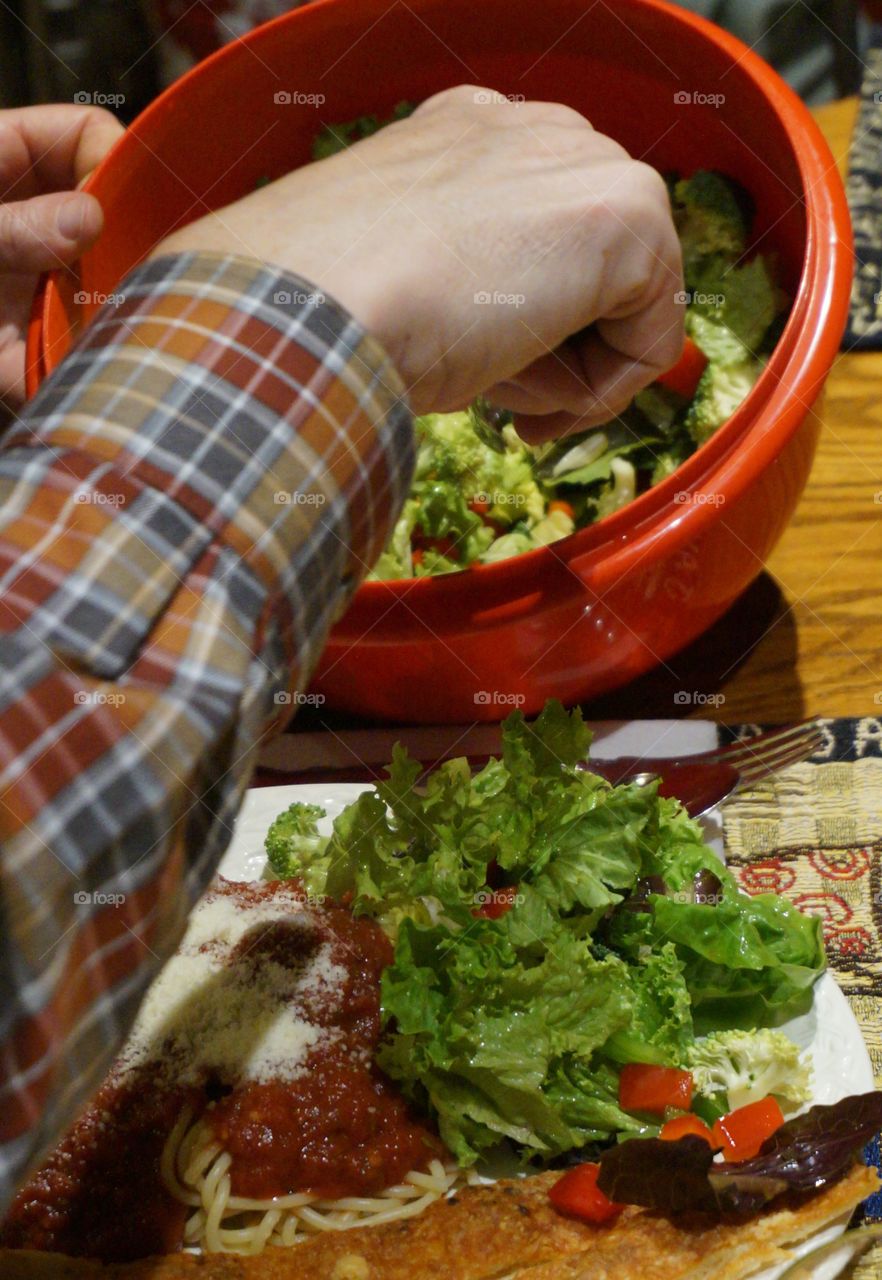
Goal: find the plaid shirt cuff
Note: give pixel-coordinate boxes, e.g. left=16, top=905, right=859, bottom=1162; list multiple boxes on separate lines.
left=0, top=251, right=413, bottom=1214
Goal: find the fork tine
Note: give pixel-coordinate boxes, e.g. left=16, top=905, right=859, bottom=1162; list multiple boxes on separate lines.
left=716, top=720, right=820, bottom=769
left=733, top=732, right=823, bottom=788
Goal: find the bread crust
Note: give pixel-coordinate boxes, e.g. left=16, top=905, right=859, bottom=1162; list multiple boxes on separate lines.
left=0, top=1162, right=876, bottom=1280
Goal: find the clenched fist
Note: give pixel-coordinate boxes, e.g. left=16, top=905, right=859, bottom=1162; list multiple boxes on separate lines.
left=154, top=86, right=684, bottom=440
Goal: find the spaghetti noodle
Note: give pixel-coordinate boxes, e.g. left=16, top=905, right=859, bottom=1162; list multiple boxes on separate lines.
left=161, top=1106, right=467, bottom=1255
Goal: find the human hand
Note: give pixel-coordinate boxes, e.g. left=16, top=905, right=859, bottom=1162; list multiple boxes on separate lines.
left=152, top=86, right=683, bottom=440
left=0, top=105, right=124, bottom=413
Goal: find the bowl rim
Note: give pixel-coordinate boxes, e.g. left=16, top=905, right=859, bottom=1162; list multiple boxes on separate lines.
left=26, top=0, right=852, bottom=621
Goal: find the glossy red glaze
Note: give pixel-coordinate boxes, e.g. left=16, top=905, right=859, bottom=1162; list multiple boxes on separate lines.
left=25, top=0, right=852, bottom=721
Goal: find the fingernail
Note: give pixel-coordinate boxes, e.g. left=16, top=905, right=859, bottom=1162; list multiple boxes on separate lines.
left=56, top=197, right=87, bottom=241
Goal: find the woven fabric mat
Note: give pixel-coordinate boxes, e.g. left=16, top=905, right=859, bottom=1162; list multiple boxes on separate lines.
left=719, top=719, right=882, bottom=1276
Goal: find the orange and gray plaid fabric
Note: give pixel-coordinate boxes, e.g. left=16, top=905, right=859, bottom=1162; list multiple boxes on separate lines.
left=0, top=251, right=413, bottom=1211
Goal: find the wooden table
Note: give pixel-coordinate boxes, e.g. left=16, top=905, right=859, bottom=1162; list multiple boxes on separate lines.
left=584, top=97, right=882, bottom=725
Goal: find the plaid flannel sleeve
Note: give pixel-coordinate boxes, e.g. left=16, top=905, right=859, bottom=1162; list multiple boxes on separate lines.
left=0, top=252, right=414, bottom=1213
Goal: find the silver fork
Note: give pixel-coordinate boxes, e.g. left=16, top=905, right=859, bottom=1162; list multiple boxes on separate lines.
left=590, top=720, right=823, bottom=817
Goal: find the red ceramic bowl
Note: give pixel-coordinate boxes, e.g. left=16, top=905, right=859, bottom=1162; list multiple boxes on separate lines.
left=26, top=0, right=851, bottom=722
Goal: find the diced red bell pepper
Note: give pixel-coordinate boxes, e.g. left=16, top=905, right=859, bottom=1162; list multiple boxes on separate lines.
left=618, top=1064, right=694, bottom=1115
left=711, top=1097, right=785, bottom=1162
left=548, top=499, right=575, bottom=520
left=468, top=497, right=491, bottom=516
left=656, top=336, right=708, bottom=399
left=548, top=1162, right=625, bottom=1224
left=472, top=884, right=519, bottom=919
left=659, top=1114, right=717, bottom=1146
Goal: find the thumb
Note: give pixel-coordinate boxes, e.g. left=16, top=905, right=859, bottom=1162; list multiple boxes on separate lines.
left=0, top=190, right=103, bottom=273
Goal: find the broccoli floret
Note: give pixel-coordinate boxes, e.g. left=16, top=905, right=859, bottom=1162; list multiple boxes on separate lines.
left=686, top=1028, right=812, bottom=1113
left=684, top=359, right=764, bottom=446
left=689, top=256, right=779, bottom=355
left=672, top=171, right=749, bottom=281
left=265, top=802, right=330, bottom=890
left=687, top=311, right=749, bottom=367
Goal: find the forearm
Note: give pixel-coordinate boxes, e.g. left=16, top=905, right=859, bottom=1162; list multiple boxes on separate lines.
left=0, top=251, right=413, bottom=1213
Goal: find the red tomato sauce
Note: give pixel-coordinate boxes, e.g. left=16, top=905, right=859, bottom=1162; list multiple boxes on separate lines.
left=1, top=882, right=440, bottom=1260
left=209, top=886, right=440, bottom=1200
left=0, top=1073, right=193, bottom=1260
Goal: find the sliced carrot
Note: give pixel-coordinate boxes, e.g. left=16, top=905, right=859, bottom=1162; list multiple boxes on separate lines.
left=548, top=499, right=575, bottom=520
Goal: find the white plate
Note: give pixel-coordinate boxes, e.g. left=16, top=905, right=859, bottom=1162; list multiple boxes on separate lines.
left=219, top=774, right=875, bottom=1280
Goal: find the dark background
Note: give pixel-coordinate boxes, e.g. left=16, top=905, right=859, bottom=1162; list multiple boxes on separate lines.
left=0, top=0, right=867, bottom=123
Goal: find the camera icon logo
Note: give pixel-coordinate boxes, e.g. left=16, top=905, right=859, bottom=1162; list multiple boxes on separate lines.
left=274, top=691, right=294, bottom=705
left=674, top=691, right=692, bottom=705
left=674, top=91, right=692, bottom=105
left=73, top=890, right=91, bottom=905
left=474, top=291, right=492, bottom=304
left=273, top=290, right=292, bottom=305
left=274, top=491, right=292, bottom=505
left=73, top=91, right=92, bottom=104
left=274, top=90, right=292, bottom=105
left=674, top=290, right=691, bottom=305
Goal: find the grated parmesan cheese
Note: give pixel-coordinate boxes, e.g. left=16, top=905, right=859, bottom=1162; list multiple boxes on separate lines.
left=116, top=882, right=348, bottom=1088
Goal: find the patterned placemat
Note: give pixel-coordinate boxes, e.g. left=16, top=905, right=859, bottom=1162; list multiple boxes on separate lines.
left=843, top=41, right=882, bottom=351
left=718, top=718, right=882, bottom=1275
